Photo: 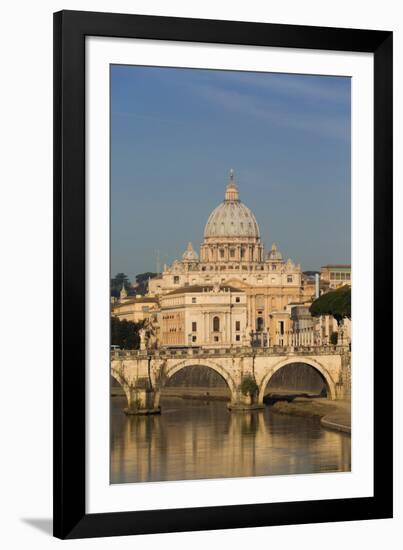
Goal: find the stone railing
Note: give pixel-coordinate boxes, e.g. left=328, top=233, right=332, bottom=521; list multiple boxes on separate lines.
left=111, top=344, right=349, bottom=360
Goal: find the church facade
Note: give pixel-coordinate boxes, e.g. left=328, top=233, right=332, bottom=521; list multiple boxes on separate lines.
left=146, top=171, right=316, bottom=348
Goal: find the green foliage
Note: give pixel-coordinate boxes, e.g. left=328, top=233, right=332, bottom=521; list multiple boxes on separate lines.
left=310, top=285, right=351, bottom=325
left=135, top=272, right=158, bottom=295
left=330, top=331, right=338, bottom=345
left=111, top=272, right=131, bottom=298
left=111, top=272, right=158, bottom=298
left=111, top=317, right=143, bottom=349
left=239, top=375, right=258, bottom=396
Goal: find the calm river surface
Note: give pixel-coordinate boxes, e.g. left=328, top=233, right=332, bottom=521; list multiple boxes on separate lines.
left=111, top=396, right=351, bottom=484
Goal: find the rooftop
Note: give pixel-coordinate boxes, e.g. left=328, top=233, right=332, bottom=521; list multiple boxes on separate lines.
left=113, top=296, right=158, bottom=307
left=321, top=264, right=351, bottom=269
left=164, top=284, right=244, bottom=296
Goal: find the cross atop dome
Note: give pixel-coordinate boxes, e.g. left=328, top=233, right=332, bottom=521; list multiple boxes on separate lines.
left=225, top=169, right=240, bottom=201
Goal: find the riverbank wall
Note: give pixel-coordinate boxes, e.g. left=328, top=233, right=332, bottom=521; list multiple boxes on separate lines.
left=270, top=397, right=351, bottom=434
left=111, top=386, right=230, bottom=401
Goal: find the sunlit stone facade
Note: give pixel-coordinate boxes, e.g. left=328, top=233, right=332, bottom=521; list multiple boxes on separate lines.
left=160, top=284, right=247, bottom=348
left=112, top=284, right=159, bottom=323
left=146, top=171, right=315, bottom=348
left=320, top=264, right=351, bottom=289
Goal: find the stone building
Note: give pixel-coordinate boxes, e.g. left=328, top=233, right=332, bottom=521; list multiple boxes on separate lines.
left=148, top=171, right=312, bottom=346
left=112, top=283, right=159, bottom=324
left=111, top=171, right=352, bottom=349
left=160, top=284, right=246, bottom=348
left=320, top=264, right=351, bottom=289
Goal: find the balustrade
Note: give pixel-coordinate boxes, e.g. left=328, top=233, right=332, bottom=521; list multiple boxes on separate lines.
left=111, top=342, right=349, bottom=359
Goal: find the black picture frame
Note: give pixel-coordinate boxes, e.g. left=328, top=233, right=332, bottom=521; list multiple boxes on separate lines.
left=53, top=10, right=393, bottom=539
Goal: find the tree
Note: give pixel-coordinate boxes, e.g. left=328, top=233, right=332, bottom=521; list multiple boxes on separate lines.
left=111, top=317, right=143, bottom=349
left=239, top=375, right=259, bottom=397
left=309, top=285, right=351, bottom=325
left=135, top=272, right=157, bottom=295
left=111, top=272, right=130, bottom=298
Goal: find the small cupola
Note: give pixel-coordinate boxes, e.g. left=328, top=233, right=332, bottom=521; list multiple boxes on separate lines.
left=224, top=169, right=240, bottom=202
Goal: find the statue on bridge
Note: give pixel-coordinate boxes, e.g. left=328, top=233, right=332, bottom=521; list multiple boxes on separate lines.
left=143, top=315, right=159, bottom=350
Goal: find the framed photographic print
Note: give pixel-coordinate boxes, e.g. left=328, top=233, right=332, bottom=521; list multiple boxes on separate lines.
left=53, top=10, right=393, bottom=539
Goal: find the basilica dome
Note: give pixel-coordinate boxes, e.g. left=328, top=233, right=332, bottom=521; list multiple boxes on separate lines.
left=204, top=171, right=260, bottom=239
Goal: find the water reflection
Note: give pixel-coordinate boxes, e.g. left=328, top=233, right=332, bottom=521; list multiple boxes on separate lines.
left=111, top=396, right=351, bottom=484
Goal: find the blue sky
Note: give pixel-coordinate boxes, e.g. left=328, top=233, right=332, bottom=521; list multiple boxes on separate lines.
left=111, top=65, right=351, bottom=281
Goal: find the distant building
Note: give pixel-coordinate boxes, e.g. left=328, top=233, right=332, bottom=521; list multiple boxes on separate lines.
left=320, top=264, right=351, bottom=289
left=287, top=303, right=326, bottom=347
left=116, top=172, right=350, bottom=348
left=160, top=284, right=246, bottom=348
left=147, top=171, right=315, bottom=347
left=112, top=284, right=159, bottom=324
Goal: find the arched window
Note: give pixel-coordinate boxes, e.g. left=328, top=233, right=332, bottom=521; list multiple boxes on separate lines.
left=213, top=316, right=220, bottom=332
left=256, top=317, right=264, bottom=331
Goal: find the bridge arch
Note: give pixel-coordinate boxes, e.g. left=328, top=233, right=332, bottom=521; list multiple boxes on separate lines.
left=162, top=359, right=238, bottom=397
left=111, top=365, right=132, bottom=405
left=258, top=357, right=337, bottom=403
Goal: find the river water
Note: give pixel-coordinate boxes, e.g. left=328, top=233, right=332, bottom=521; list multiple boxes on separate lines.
left=111, top=396, right=351, bottom=484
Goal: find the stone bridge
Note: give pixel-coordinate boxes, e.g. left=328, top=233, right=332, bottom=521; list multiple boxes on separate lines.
left=111, top=346, right=351, bottom=414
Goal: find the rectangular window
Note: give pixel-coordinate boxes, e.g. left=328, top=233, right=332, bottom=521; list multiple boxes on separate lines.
left=191, top=297, right=196, bottom=303
left=235, top=321, right=240, bottom=331
left=142, top=306, right=149, bottom=312
left=287, top=275, right=293, bottom=283
left=192, top=322, right=197, bottom=332
left=192, top=335, right=197, bottom=342
left=220, top=249, right=224, bottom=258
left=230, top=248, right=235, bottom=257
left=173, top=276, right=179, bottom=284
left=214, top=336, right=219, bottom=342
left=235, top=335, right=240, bottom=341
left=272, top=264, right=276, bottom=270
left=235, top=296, right=240, bottom=303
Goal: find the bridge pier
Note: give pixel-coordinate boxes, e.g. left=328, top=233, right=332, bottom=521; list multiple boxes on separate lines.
left=112, top=348, right=349, bottom=415
left=123, top=378, right=161, bottom=415
left=227, top=400, right=265, bottom=412
left=227, top=388, right=265, bottom=412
